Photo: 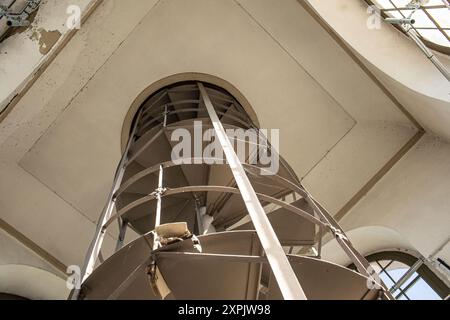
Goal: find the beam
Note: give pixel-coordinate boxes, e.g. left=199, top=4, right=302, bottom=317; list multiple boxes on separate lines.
left=0, top=218, right=67, bottom=276
left=198, top=82, right=306, bottom=300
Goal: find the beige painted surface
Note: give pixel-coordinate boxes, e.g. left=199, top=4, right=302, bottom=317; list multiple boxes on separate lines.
left=0, top=161, right=116, bottom=264
left=0, top=228, right=69, bottom=298
left=238, top=0, right=413, bottom=125
left=340, top=134, right=450, bottom=260
left=307, top=0, right=450, bottom=140
left=0, top=0, right=93, bottom=113
left=322, top=225, right=417, bottom=266
left=0, top=0, right=438, bottom=291
left=0, top=0, right=157, bottom=267
left=303, top=122, right=417, bottom=214
left=0, top=228, right=60, bottom=274
left=18, top=0, right=356, bottom=222
left=0, top=264, right=68, bottom=299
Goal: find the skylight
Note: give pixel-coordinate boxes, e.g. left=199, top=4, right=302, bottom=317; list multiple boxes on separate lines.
left=371, top=0, right=450, bottom=53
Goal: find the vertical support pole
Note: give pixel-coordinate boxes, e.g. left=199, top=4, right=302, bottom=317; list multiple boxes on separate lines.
left=317, top=225, right=323, bottom=259
left=195, top=202, right=205, bottom=235
left=115, top=219, right=128, bottom=252
left=70, top=109, right=143, bottom=300
left=198, top=82, right=306, bottom=300
left=163, top=105, right=168, bottom=127
left=155, top=165, right=164, bottom=228
left=405, top=27, right=450, bottom=82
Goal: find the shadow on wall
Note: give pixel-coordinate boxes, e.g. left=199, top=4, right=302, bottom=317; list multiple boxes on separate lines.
left=120, top=72, right=260, bottom=152
left=322, top=225, right=418, bottom=267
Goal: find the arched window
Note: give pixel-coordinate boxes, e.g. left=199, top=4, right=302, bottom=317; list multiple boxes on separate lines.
left=366, top=0, right=450, bottom=55
left=364, top=251, right=449, bottom=300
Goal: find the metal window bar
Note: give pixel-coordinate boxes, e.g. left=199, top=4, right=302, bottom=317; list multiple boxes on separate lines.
left=375, top=260, right=411, bottom=300
left=389, top=257, right=424, bottom=293
left=374, top=0, right=450, bottom=81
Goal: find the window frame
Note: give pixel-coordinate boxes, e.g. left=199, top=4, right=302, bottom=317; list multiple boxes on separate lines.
left=364, top=0, right=450, bottom=55
left=365, top=251, right=449, bottom=300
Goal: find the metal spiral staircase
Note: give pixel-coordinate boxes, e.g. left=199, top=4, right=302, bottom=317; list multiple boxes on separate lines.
left=70, top=81, right=393, bottom=300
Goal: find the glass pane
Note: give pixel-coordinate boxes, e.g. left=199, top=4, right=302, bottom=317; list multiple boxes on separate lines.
left=387, top=10, right=405, bottom=19
left=400, top=272, right=419, bottom=289
left=410, top=10, right=437, bottom=28
left=417, top=29, right=450, bottom=47
left=397, top=294, right=408, bottom=300
left=385, top=267, right=409, bottom=283
left=375, top=259, right=392, bottom=269
left=379, top=271, right=395, bottom=287
left=398, top=9, right=415, bottom=18
left=391, top=0, right=413, bottom=8
left=374, top=0, right=395, bottom=9
left=403, top=277, right=442, bottom=300
left=426, top=0, right=448, bottom=6
left=371, top=0, right=450, bottom=50
left=427, top=8, right=450, bottom=28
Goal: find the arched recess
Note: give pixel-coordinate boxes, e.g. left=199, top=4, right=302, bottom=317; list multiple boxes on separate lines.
left=363, top=251, right=449, bottom=299
left=0, top=264, right=69, bottom=300
left=321, top=225, right=418, bottom=267
left=120, top=73, right=260, bottom=151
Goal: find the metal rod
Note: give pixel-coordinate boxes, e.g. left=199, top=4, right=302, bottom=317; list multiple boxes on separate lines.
left=254, top=127, right=386, bottom=293
left=104, top=185, right=327, bottom=230
left=70, top=108, right=143, bottom=300
left=195, top=203, right=205, bottom=235
left=390, top=258, right=424, bottom=293
left=115, top=219, right=128, bottom=252
left=317, top=225, right=323, bottom=259
left=126, top=127, right=164, bottom=165
left=155, top=252, right=267, bottom=263
left=405, top=27, right=450, bottom=82
left=198, top=82, right=306, bottom=300
left=154, top=165, right=164, bottom=228
left=163, top=105, right=168, bottom=127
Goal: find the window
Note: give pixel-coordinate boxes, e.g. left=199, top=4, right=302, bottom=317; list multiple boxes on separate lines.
left=367, top=0, right=450, bottom=54
left=362, top=251, right=449, bottom=300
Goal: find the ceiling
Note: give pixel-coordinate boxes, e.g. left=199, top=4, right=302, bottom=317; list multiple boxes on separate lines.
left=0, top=0, right=434, bottom=278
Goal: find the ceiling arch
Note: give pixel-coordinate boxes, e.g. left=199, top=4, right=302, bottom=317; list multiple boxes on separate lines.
left=0, top=264, right=69, bottom=300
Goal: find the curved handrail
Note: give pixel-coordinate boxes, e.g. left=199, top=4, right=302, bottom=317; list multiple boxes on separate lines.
left=138, top=107, right=253, bottom=134
left=104, top=185, right=327, bottom=230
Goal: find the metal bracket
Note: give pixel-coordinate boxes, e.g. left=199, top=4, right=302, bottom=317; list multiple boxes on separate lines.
left=329, top=225, right=348, bottom=241
left=0, top=0, right=41, bottom=27
left=151, top=187, right=167, bottom=198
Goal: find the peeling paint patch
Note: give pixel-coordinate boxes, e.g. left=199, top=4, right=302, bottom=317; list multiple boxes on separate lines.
left=36, top=29, right=61, bottom=55
left=0, top=9, right=39, bottom=43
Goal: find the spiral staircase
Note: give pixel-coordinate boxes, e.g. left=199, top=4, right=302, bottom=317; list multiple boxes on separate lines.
left=71, top=81, right=392, bottom=300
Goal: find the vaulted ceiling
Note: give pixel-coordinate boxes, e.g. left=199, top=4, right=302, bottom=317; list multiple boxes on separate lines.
left=0, top=0, right=445, bottom=290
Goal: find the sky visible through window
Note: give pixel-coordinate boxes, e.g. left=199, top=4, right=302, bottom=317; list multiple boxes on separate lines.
left=371, top=260, right=442, bottom=300
left=373, top=0, right=450, bottom=49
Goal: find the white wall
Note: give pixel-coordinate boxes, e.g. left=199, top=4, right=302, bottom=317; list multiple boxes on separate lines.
left=0, top=228, right=69, bottom=299
left=0, top=0, right=95, bottom=114
left=338, top=134, right=450, bottom=264
left=307, top=0, right=450, bottom=141
left=0, top=0, right=446, bottom=298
